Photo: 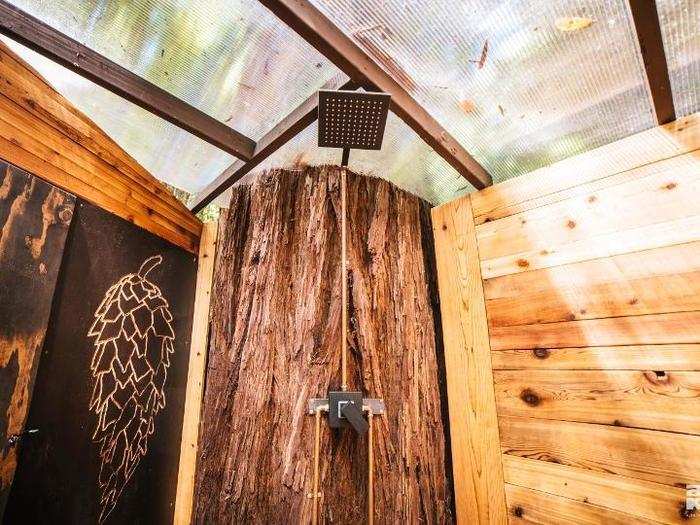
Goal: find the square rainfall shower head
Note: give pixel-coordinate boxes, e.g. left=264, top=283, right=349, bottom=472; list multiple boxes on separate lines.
left=318, top=90, right=391, bottom=150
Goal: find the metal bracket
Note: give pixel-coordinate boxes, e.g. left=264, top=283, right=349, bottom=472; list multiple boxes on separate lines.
left=307, top=397, right=385, bottom=415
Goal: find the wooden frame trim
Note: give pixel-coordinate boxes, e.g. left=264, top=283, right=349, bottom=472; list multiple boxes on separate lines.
left=257, top=0, right=492, bottom=190
left=174, top=222, right=217, bottom=524
left=0, top=1, right=256, bottom=161
left=627, top=0, right=676, bottom=124
left=431, top=195, right=507, bottom=523
left=190, top=76, right=354, bottom=212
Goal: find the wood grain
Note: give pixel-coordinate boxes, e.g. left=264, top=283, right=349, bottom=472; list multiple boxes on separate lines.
left=500, top=416, right=700, bottom=486
left=195, top=167, right=452, bottom=523
left=0, top=161, right=74, bottom=513
left=174, top=222, right=218, bottom=525
left=432, top=195, right=507, bottom=524
left=494, top=370, right=700, bottom=434
left=471, top=112, right=700, bottom=223
left=484, top=240, right=700, bottom=328
left=503, top=455, right=694, bottom=524
left=505, top=483, right=656, bottom=524
left=483, top=241, right=700, bottom=299
left=481, top=212, right=700, bottom=279
left=0, top=40, right=200, bottom=253
left=490, top=311, right=700, bottom=350
left=477, top=153, right=700, bottom=261
left=490, top=345, right=700, bottom=371
left=474, top=149, right=699, bottom=226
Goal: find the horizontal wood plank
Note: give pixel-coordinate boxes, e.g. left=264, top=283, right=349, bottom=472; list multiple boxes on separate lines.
left=500, top=416, right=700, bottom=487
left=483, top=241, right=700, bottom=300
left=490, top=345, right=700, bottom=371
left=481, top=213, right=700, bottom=279
left=0, top=40, right=199, bottom=252
left=505, top=483, right=653, bottom=524
left=494, top=370, right=700, bottom=434
left=0, top=42, right=198, bottom=230
left=503, top=456, right=690, bottom=524
left=0, top=94, right=200, bottom=237
left=490, top=311, right=700, bottom=350
left=476, top=153, right=700, bottom=261
left=486, top=269, right=700, bottom=327
left=471, top=112, right=700, bottom=222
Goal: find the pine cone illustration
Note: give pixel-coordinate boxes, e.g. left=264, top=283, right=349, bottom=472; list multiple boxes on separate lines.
left=87, top=255, right=175, bottom=523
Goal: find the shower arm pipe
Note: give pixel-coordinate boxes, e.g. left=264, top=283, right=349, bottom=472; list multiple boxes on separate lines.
left=340, top=165, right=348, bottom=391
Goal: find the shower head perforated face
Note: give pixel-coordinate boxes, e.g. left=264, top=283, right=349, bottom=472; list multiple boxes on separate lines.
left=317, top=90, right=391, bottom=150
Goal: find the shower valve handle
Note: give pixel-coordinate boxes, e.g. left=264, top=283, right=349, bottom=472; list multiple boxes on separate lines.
left=340, top=401, right=369, bottom=434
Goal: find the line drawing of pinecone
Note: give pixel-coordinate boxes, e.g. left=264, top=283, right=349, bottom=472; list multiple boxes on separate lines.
left=87, top=255, right=175, bottom=523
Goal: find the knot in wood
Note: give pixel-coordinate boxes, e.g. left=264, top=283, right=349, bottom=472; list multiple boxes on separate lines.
left=520, top=388, right=540, bottom=406
left=532, top=348, right=549, bottom=359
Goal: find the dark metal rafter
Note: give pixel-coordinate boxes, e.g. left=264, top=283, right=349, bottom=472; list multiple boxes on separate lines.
left=627, top=0, right=676, bottom=125
left=0, top=0, right=256, bottom=160
left=257, top=0, right=492, bottom=190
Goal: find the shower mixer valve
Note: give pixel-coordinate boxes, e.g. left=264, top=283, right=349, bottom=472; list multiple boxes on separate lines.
left=308, top=393, right=385, bottom=434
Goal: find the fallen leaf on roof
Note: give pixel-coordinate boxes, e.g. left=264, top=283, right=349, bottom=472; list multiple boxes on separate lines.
left=459, top=99, right=476, bottom=113
left=555, top=16, right=594, bottom=32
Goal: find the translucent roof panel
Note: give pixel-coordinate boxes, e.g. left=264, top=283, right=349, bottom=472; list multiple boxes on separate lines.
left=8, top=0, right=341, bottom=141
left=657, top=0, right=700, bottom=117
left=3, top=36, right=235, bottom=193
left=310, top=0, right=656, bottom=184
left=223, top=111, right=467, bottom=206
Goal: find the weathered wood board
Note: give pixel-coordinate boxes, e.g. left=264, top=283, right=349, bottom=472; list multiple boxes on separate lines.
left=194, top=166, right=453, bottom=523
left=4, top=199, right=197, bottom=524
left=0, top=160, right=74, bottom=514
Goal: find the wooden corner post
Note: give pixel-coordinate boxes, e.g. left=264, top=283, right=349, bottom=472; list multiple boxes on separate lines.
left=173, top=222, right=218, bottom=524
left=431, top=195, right=507, bottom=524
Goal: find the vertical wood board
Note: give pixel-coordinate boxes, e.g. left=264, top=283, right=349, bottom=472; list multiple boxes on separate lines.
left=173, top=222, right=217, bottom=525
left=0, top=160, right=74, bottom=514
left=432, top=195, right=507, bottom=524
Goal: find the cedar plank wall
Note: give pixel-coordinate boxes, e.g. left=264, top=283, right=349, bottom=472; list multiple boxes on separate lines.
left=433, top=112, right=700, bottom=525
left=0, top=40, right=201, bottom=253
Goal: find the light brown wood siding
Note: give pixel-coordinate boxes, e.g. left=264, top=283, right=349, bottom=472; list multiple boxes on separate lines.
left=434, top=112, right=700, bottom=524
left=0, top=40, right=201, bottom=253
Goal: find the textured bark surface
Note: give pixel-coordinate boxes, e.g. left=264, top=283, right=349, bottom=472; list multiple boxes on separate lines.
left=194, top=166, right=452, bottom=524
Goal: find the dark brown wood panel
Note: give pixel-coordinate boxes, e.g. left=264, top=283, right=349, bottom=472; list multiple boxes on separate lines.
left=258, top=0, right=491, bottom=189
left=190, top=76, right=354, bottom=213
left=0, top=1, right=256, bottom=160
left=627, top=0, right=675, bottom=124
left=0, top=160, right=74, bottom=513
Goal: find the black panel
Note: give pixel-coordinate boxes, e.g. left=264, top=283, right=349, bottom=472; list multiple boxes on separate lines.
left=5, top=199, right=197, bottom=525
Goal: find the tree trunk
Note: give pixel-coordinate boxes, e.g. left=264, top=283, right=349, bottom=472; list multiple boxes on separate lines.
left=194, top=166, right=452, bottom=524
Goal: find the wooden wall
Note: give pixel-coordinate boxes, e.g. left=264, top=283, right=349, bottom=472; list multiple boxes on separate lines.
left=433, top=112, right=700, bottom=524
left=0, top=40, right=201, bottom=253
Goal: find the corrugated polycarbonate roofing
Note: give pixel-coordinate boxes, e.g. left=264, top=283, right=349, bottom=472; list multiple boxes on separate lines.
left=657, top=0, right=700, bottom=119
left=3, top=0, right=698, bottom=204
left=308, top=0, right=658, bottom=185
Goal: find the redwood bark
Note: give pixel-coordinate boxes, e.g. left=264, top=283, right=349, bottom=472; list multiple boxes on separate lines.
left=194, top=166, right=452, bottom=523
